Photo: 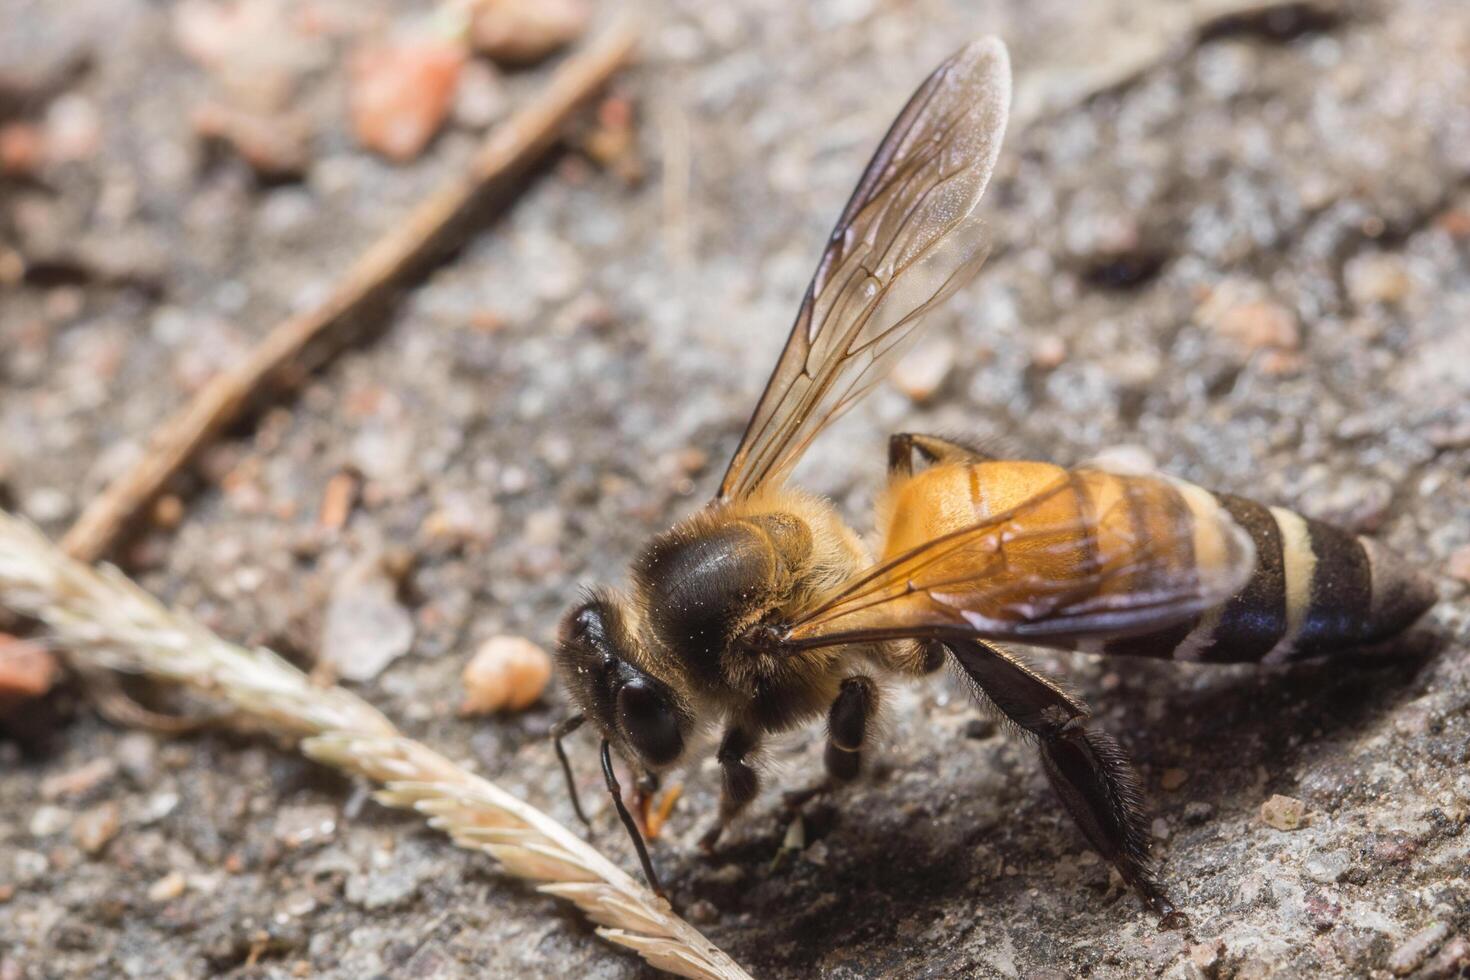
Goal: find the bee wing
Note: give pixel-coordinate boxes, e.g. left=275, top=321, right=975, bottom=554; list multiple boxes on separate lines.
left=784, top=470, right=1257, bottom=649
left=717, top=38, right=1011, bottom=502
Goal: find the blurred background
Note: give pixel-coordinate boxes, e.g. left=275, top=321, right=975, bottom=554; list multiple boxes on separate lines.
left=1, top=0, right=1467, bottom=977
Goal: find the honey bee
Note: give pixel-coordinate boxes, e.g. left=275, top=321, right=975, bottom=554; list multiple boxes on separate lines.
left=550, top=37, right=1436, bottom=923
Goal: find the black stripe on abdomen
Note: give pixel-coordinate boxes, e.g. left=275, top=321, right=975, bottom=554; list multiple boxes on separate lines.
left=1194, top=494, right=1288, bottom=662
left=1102, top=491, right=1289, bottom=662
left=1095, top=487, right=1418, bottom=663
left=1285, top=518, right=1372, bottom=659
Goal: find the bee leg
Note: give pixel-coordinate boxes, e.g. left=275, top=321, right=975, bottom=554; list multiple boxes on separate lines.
left=781, top=675, right=880, bottom=811
left=633, top=769, right=661, bottom=835
left=824, top=675, right=877, bottom=783
left=945, top=638, right=1186, bottom=929
left=889, top=639, right=949, bottom=676
left=551, top=713, right=591, bottom=828
left=698, top=726, right=762, bottom=852
left=888, top=432, right=995, bottom=475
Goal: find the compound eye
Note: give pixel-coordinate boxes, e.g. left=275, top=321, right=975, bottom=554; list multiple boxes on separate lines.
left=616, top=678, right=684, bottom=767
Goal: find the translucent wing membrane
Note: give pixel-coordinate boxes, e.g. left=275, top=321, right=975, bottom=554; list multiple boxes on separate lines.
left=717, top=38, right=1012, bottom=501
left=784, top=469, right=1256, bottom=650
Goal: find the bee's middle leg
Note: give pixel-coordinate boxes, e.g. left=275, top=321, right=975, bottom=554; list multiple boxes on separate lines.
left=823, top=675, right=878, bottom=782
left=699, top=726, right=762, bottom=851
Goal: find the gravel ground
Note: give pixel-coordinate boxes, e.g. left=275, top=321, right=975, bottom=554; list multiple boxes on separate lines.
left=2, top=0, right=1468, bottom=977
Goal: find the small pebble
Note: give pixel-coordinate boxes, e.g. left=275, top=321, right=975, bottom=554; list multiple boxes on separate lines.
left=349, top=37, right=465, bottom=162
left=1387, top=922, right=1450, bottom=976
left=1183, top=801, right=1215, bottom=824
left=274, top=804, right=338, bottom=849
left=583, top=95, right=642, bottom=184
left=29, top=805, right=71, bottom=837
left=686, top=898, right=719, bottom=924
left=193, top=102, right=311, bottom=178
left=419, top=492, right=498, bottom=550
left=1216, top=299, right=1300, bottom=352
left=1306, top=890, right=1342, bottom=931
left=0, top=636, right=60, bottom=700
left=1189, top=941, right=1224, bottom=971
left=72, top=801, right=122, bottom=855
left=522, top=508, right=563, bottom=548
left=460, top=636, right=553, bottom=714
left=40, top=758, right=117, bottom=801
left=1420, top=935, right=1469, bottom=978
left=781, top=815, right=806, bottom=853
left=1446, top=545, right=1470, bottom=584
left=280, top=889, right=318, bottom=918
left=1344, top=252, right=1411, bottom=306
left=0, top=123, right=43, bottom=176
left=452, top=59, right=508, bottom=130
left=318, top=470, right=359, bottom=531
left=1160, top=768, right=1188, bottom=791
left=320, top=552, right=415, bottom=682
left=1304, top=849, right=1350, bottom=884
left=43, top=93, right=102, bottom=162
left=151, top=494, right=185, bottom=529
left=891, top=337, right=955, bottom=404
left=1030, top=334, right=1068, bottom=370
left=469, top=0, right=590, bottom=66
left=1260, top=794, right=1306, bottom=831
left=147, top=871, right=187, bottom=903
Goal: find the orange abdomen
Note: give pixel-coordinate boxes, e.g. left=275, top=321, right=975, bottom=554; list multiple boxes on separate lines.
left=874, top=461, right=1433, bottom=662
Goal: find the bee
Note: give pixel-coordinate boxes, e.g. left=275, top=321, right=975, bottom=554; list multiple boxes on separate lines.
left=549, top=37, right=1436, bottom=923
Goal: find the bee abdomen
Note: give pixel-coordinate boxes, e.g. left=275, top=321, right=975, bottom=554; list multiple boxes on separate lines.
left=1107, top=493, right=1434, bottom=663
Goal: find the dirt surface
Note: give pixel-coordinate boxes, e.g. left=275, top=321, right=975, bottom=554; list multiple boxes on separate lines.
left=2, top=0, right=1469, bottom=977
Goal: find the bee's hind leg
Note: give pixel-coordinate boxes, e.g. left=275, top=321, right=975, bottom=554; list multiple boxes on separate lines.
left=944, top=638, right=1187, bottom=929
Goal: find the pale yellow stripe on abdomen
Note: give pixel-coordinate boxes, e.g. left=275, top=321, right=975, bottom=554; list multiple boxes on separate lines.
left=1263, top=506, right=1317, bottom=663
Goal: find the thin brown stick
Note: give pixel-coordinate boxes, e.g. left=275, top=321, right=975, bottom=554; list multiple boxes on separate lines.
left=60, top=21, right=638, bottom=564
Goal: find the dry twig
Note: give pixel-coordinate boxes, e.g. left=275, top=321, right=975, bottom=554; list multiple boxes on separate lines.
left=0, top=510, right=751, bottom=980
left=60, top=20, right=638, bottom=565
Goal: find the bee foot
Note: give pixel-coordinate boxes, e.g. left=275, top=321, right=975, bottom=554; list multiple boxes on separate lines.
left=1158, top=908, right=1191, bottom=932
left=697, top=822, right=724, bottom=855
left=780, top=781, right=830, bottom=813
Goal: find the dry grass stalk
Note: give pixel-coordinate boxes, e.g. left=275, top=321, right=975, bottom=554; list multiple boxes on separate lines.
left=0, top=510, right=752, bottom=980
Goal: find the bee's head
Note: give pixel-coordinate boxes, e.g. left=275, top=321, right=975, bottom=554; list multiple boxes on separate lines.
left=555, top=591, right=692, bottom=770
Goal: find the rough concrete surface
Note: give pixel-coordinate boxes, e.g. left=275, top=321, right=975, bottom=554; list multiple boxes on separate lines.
left=2, top=0, right=1468, bottom=977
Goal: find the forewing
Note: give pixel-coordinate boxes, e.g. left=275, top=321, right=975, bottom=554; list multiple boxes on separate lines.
left=717, top=38, right=1012, bottom=501
left=784, top=469, right=1256, bottom=649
